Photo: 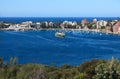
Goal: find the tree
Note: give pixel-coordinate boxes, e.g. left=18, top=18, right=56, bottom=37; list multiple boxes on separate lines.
left=41, top=22, right=46, bottom=28
left=93, top=57, right=120, bottom=79
left=101, top=26, right=105, bottom=29
left=0, top=57, right=3, bottom=67
left=54, top=21, right=61, bottom=28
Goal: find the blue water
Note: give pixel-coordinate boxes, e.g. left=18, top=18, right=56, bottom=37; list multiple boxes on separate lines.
left=0, top=17, right=119, bottom=23
left=0, top=30, right=120, bottom=66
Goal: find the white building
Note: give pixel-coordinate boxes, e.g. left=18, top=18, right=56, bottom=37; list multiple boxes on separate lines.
left=21, top=21, right=33, bottom=28
left=97, top=20, right=107, bottom=29
left=36, top=22, right=41, bottom=29
left=72, top=21, right=77, bottom=26
left=49, top=22, right=54, bottom=27
left=45, top=21, right=48, bottom=27
left=93, top=18, right=97, bottom=23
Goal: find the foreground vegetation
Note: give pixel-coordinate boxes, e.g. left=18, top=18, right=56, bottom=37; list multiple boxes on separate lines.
left=0, top=57, right=120, bottom=79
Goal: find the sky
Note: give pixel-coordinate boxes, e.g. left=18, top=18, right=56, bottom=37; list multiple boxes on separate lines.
left=0, top=0, right=120, bottom=17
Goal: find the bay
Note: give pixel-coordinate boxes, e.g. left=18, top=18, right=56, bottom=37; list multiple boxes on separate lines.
left=0, top=30, right=120, bottom=66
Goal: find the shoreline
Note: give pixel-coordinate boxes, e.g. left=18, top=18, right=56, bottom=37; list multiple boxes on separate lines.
left=1, top=28, right=120, bottom=35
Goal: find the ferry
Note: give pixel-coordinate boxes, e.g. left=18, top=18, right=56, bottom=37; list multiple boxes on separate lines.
left=55, top=32, right=65, bottom=37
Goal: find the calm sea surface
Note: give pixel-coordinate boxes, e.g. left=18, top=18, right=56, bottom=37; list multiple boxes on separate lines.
left=0, top=17, right=119, bottom=23
left=0, top=30, right=120, bottom=66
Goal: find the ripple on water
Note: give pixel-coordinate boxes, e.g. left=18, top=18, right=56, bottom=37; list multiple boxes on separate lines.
left=0, top=30, right=120, bottom=65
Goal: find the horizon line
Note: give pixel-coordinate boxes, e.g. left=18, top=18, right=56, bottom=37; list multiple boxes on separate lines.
left=0, top=16, right=120, bottom=18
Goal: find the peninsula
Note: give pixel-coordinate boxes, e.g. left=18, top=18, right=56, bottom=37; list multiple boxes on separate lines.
left=0, top=18, right=120, bottom=34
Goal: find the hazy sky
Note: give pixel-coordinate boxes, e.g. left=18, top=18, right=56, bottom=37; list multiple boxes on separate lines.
left=0, top=0, right=120, bottom=17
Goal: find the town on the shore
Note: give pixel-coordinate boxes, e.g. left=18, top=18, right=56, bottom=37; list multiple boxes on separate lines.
left=0, top=18, right=120, bottom=34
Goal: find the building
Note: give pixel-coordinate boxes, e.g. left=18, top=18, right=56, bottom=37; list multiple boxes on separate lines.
left=8, top=24, right=18, bottom=30
left=20, top=21, right=32, bottom=28
left=113, top=21, right=120, bottom=33
left=72, top=21, right=77, bottom=26
left=93, top=18, right=97, bottom=24
left=105, top=26, right=112, bottom=33
left=36, top=22, right=41, bottom=29
left=49, top=22, right=54, bottom=27
left=81, top=19, right=87, bottom=26
left=97, top=20, right=107, bottom=29
left=62, top=21, right=68, bottom=28
left=60, top=24, right=65, bottom=29
left=45, top=21, right=48, bottom=27
left=76, top=25, right=81, bottom=29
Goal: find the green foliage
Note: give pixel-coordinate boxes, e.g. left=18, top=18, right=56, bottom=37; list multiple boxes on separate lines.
left=48, top=68, right=79, bottom=79
left=93, top=57, right=120, bottom=79
left=0, top=57, right=3, bottom=67
left=16, top=64, right=48, bottom=79
left=0, top=57, right=120, bottom=79
left=60, top=64, right=72, bottom=69
left=78, top=59, right=106, bottom=78
left=41, top=22, right=46, bottom=28
left=87, top=23, right=93, bottom=29
left=54, top=21, right=61, bottom=28
left=101, top=26, right=106, bottom=29
left=74, top=73, right=86, bottom=79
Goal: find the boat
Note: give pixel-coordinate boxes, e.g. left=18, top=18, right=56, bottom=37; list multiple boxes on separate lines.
left=55, top=32, right=65, bottom=37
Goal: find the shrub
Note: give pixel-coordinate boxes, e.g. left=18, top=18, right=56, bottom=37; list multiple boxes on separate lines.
left=74, top=73, right=86, bottom=79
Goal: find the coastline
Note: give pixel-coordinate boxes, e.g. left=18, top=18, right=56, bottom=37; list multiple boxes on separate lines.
left=1, top=28, right=119, bottom=35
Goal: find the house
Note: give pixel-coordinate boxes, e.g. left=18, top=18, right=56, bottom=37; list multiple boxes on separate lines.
left=113, top=21, right=120, bottom=33
left=49, top=22, right=54, bottom=27
left=81, top=19, right=87, bottom=26
left=93, top=18, right=97, bottom=24
left=72, top=21, right=77, bottom=26
left=36, top=22, right=41, bottom=29
left=45, top=21, right=48, bottom=27
left=20, top=21, right=32, bottom=28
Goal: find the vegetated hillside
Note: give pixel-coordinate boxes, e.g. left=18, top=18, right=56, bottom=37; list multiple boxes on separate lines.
left=0, top=57, right=120, bottom=79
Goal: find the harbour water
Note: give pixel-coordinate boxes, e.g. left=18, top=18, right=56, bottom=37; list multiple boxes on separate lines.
left=0, top=30, right=120, bottom=66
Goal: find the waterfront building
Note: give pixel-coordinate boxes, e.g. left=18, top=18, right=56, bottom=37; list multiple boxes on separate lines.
left=36, top=22, right=41, bottom=29
left=62, top=21, right=77, bottom=28
left=72, top=21, right=77, bottom=26
left=105, top=26, right=112, bottom=33
left=76, top=25, right=81, bottom=29
left=68, top=21, right=73, bottom=25
left=113, top=21, right=120, bottom=33
left=20, top=21, right=32, bottom=28
left=83, top=26, right=89, bottom=30
left=97, top=20, right=107, bottom=29
left=62, top=21, right=68, bottom=24
left=62, top=21, right=69, bottom=28
left=81, top=19, right=87, bottom=26
left=8, top=24, right=18, bottom=29
left=45, top=21, right=48, bottom=27
left=60, top=24, right=65, bottom=29
left=111, top=21, right=116, bottom=26
left=49, top=22, right=54, bottom=27
left=93, top=18, right=97, bottom=24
